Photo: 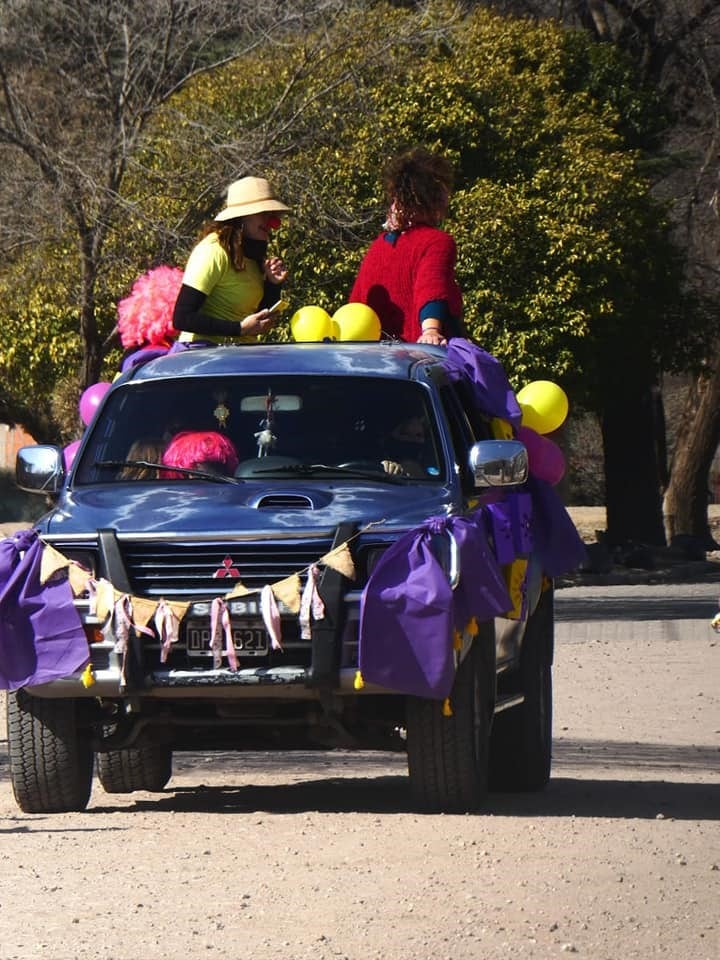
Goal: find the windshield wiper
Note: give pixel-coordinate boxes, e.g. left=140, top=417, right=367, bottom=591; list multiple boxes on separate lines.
left=248, top=463, right=405, bottom=484
left=97, top=459, right=242, bottom=484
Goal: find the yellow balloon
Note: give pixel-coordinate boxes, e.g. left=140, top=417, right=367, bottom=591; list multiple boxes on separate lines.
left=290, top=305, right=333, bottom=342
left=332, top=302, right=381, bottom=342
left=516, top=380, right=569, bottom=435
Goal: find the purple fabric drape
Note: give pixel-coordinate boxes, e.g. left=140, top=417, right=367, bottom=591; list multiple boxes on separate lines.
left=0, top=529, right=89, bottom=690
left=526, top=476, right=587, bottom=576
left=359, top=521, right=455, bottom=699
left=443, top=339, right=522, bottom=427
left=485, top=491, right=534, bottom=565
left=359, top=514, right=512, bottom=699
left=446, top=512, right=512, bottom=631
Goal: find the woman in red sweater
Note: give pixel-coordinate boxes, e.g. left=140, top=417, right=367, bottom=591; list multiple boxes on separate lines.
left=349, top=147, right=465, bottom=346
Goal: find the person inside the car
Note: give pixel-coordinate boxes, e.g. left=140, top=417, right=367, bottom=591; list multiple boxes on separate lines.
left=381, top=411, right=430, bottom=478
left=161, top=431, right=240, bottom=478
left=172, top=176, right=291, bottom=349
left=118, top=439, right=166, bottom=480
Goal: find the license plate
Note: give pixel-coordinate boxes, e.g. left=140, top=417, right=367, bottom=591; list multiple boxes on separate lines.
left=186, top=622, right=269, bottom=657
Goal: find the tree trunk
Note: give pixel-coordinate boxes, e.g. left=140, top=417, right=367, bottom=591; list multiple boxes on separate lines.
left=663, top=364, right=720, bottom=549
left=78, top=233, right=102, bottom=389
left=601, top=380, right=667, bottom=547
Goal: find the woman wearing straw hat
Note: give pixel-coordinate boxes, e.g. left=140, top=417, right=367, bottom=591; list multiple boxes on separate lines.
left=172, top=176, right=291, bottom=347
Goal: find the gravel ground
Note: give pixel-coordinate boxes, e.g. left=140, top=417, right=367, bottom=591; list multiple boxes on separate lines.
left=0, top=512, right=718, bottom=959
left=0, top=593, right=718, bottom=960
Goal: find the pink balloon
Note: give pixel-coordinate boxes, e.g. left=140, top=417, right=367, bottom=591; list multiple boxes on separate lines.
left=63, top=439, right=81, bottom=470
left=539, top=437, right=566, bottom=485
left=518, top=426, right=565, bottom=485
left=517, top=425, right=543, bottom=463
left=79, top=382, right=111, bottom=426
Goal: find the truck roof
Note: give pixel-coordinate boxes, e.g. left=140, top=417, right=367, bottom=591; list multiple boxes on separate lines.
left=126, top=341, right=449, bottom=383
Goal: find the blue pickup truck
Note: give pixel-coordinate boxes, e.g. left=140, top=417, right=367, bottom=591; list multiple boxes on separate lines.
left=9, top=340, right=582, bottom=814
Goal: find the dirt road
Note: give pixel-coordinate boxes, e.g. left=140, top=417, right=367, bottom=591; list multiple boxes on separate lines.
left=0, top=588, right=719, bottom=960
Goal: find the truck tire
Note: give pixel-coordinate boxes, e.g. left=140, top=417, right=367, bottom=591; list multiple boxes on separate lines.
left=489, top=586, right=553, bottom=791
left=6, top=689, right=94, bottom=813
left=96, top=743, right=172, bottom=794
left=406, top=635, right=493, bottom=813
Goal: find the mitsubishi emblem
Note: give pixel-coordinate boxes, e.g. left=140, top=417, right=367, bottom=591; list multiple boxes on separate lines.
left=213, top=556, right=241, bottom=578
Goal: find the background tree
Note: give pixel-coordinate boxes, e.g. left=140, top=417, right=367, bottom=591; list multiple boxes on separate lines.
left=2, top=0, right=713, bottom=552
left=204, top=4, right=703, bottom=547
left=0, top=0, right=450, bottom=440
left=484, top=2, right=720, bottom=543
left=0, top=0, right=344, bottom=406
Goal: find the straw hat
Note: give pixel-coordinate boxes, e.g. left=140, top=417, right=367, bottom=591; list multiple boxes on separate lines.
left=214, top=176, right=290, bottom=221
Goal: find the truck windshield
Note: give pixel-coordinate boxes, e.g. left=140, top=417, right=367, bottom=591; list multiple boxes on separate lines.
left=73, top=375, right=446, bottom=484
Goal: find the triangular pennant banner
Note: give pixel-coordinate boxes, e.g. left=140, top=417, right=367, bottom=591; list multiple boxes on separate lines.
left=95, top=579, right=117, bottom=621
left=320, top=542, right=356, bottom=580
left=129, top=595, right=159, bottom=627
left=39, top=543, right=70, bottom=584
left=271, top=573, right=302, bottom=614
left=224, top=580, right=251, bottom=600
left=68, top=563, right=92, bottom=597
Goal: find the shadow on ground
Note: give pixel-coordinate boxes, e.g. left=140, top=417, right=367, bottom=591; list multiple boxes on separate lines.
left=3, top=740, right=714, bottom=822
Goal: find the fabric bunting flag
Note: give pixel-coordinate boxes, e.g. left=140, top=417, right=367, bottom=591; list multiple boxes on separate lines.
left=319, top=542, right=356, bottom=580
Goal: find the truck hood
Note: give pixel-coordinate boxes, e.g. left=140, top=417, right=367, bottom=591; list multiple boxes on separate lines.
left=42, top=479, right=455, bottom=537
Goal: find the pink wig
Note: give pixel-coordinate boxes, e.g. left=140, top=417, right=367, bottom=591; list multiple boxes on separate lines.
left=117, top=265, right=183, bottom=348
left=162, top=431, right=240, bottom=477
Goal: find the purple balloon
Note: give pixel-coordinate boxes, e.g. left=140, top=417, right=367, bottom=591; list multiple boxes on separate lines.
left=78, top=381, right=111, bottom=426
left=63, top=439, right=81, bottom=471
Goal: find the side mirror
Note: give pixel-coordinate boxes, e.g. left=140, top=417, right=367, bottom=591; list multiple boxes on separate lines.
left=16, top=445, right=65, bottom=495
left=468, top=439, right=528, bottom=488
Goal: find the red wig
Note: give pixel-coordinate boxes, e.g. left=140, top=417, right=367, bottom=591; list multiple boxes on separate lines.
left=162, top=431, right=240, bottom=477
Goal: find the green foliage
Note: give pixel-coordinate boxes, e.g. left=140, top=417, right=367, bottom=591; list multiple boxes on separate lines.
left=3, top=0, right=708, bottom=427
left=262, top=3, right=703, bottom=405
left=0, top=244, right=120, bottom=440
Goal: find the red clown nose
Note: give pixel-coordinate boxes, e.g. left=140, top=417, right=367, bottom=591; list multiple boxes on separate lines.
left=267, top=215, right=282, bottom=230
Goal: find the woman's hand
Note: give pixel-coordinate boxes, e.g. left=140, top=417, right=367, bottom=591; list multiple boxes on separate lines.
left=264, top=256, right=288, bottom=285
left=241, top=309, right=279, bottom=336
left=417, top=327, right=447, bottom=346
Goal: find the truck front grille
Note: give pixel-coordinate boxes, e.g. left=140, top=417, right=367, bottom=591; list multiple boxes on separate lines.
left=122, top=538, right=335, bottom=600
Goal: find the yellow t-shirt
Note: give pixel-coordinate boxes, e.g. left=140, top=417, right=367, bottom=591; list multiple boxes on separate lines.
left=179, top=233, right=264, bottom=344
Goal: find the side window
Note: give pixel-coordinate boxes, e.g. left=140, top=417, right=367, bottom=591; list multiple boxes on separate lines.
left=452, top=380, right=493, bottom=441
left=438, top=384, right=476, bottom=487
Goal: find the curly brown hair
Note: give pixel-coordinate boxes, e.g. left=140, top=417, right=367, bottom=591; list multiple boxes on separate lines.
left=382, top=147, right=454, bottom=230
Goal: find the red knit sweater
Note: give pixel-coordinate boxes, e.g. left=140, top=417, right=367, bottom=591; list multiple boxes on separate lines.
left=349, top=225, right=463, bottom=341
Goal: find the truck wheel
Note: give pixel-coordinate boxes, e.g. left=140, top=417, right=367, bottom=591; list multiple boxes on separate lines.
left=489, top=586, right=553, bottom=791
left=96, top=743, right=172, bottom=794
left=406, top=636, right=493, bottom=813
left=6, top=690, right=94, bottom=813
